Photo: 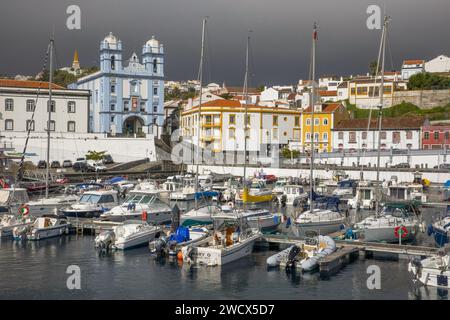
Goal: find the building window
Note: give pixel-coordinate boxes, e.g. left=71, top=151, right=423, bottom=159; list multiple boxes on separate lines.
left=306, top=133, right=311, bottom=141
left=314, top=132, right=319, bottom=142
left=153, top=87, right=158, bottom=95
left=229, top=128, right=235, bottom=139
left=130, top=81, right=138, bottom=94
left=153, top=59, right=157, bottom=73
left=26, top=120, right=35, bottom=131
left=349, top=132, right=356, bottom=143
left=111, top=55, right=115, bottom=70
left=67, top=121, right=76, bottom=132
left=407, top=143, right=412, bottom=149
left=124, top=101, right=129, bottom=111
left=362, top=131, right=367, bottom=140
left=5, top=99, right=13, bottom=111
left=47, top=120, right=55, bottom=131
left=153, top=117, right=157, bottom=124
left=229, top=114, right=235, bottom=125
left=68, top=101, right=76, bottom=113
left=393, top=131, right=401, bottom=144
left=153, top=105, right=158, bottom=113
left=338, top=132, right=344, bottom=140
left=111, top=85, right=116, bottom=94
left=47, top=100, right=56, bottom=112
left=323, top=132, right=328, bottom=141
left=424, top=132, right=429, bottom=140
left=323, top=118, right=328, bottom=126
left=26, top=100, right=35, bottom=112
left=406, top=131, right=413, bottom=139
left=111, top=116, right=115, bottom=122
left=110, top=103, right=115, bottom=111
left=380, top=131, right=386, bottom=140
left=273, top=115, right=278, bottom=126
left=272, top=128, right=278, bottom=140
left=294, top=116, right=300, bottom=127
left=5, top=119, right=13, bottom=130
left=314, top=118, right=320, bottom=126
left=434, top=131, right=440, bottom=140
left=140, top=101, right=146, bottom=112
left=306, top=118, right=311, bottom=126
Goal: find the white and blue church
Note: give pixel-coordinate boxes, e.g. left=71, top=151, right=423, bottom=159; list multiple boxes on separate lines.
left=70, top=32, right=165, bottom=135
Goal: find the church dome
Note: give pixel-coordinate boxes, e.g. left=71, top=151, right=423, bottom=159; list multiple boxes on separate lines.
left=146, top=36, right=160, bottom=47
left=104, top=32, right=119, bottom=45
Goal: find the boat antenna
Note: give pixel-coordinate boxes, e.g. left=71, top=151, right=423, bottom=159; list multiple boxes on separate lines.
left=375, top=16, right=389, bottom=215
left=242, top=31, right=251, bottom=211
left=309, top=22, right=318, bottom=213
left=45, top=37, right=54, bottom=199
left=194, top=17, right=207, bottom=210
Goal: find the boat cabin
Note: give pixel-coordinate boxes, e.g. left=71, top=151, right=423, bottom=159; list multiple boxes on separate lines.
left=79, top=190, right=118, bottom=205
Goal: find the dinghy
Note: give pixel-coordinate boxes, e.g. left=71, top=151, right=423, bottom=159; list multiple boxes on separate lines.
left=266, top=235, right=336, bottom=272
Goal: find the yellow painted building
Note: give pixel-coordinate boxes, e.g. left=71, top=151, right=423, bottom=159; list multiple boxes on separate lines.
left=301, top=102, right=350, bottom=153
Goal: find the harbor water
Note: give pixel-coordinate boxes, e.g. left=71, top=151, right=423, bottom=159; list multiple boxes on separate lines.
left=0, top=201, right=448, bottom=300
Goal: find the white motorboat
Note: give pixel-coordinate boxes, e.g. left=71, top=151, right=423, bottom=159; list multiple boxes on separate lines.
left=352, top=201, right=422, bottom=243
left=27, top=194, right=79, bottom=216
left=347, top=181, right=376, bottom=210
left=13, top=215, right=70, bottom=240
left=277, top=185, right=308, bottom=206
left=409, top=247, right=450, bottom=288
left=95, top=220, right=162, bottom=250
left=427, top=208, right=450, bottom=247
left=292, top=208, right=346, bottom=237
left=149, top=226, right=210, bottom=256
left=387, top=183, right=427, bottom=204
left=181, top=213, right=261, bottom=266
left=101, top=189, right=172, bottom=224
left=266, top=235, right=336, bottom=271
left=0, top=214, right=34, bottom=237
left=0, top=188, right=29, bottom=214
left=272, top=179, right=289, bottom=195
left=222, top=206, right=282, bottom=232
left=60, top=189, right=119, bottom=218
left=180, top=205, right=223, bottom=227
left=332, top=179, right=356, bottom=200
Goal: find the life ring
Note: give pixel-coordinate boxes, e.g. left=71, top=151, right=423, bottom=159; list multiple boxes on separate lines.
left=18, top=204, right=30, bottom=216
left=227, top=202, right=234, bottom=208
left=394, top=225, right=408, bottom=239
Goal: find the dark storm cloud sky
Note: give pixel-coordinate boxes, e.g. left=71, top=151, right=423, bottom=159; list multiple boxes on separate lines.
left=0, top=0, right=449, bottom=86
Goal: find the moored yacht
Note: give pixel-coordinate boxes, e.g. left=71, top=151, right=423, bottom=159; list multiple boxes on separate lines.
left=13, top=215, right=70, bottom=240
left=60, top=189, right=119, bottom=218
left=409, top=246, right=450, bottom=288
left=100, top=189, right=172, bottom=224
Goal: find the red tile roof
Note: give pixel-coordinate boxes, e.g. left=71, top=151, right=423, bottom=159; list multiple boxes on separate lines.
left=402, top=60, right=424, bottom=66
left=303, top=103, right=343, bottom=113
left=334, top=116, right=425, bottom=130
left=319, top=90, right=337, bottom=97
left=0, top=79, right=65, bottom=90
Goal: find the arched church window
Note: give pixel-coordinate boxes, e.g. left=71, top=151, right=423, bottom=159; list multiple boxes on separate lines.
left=111, top=55, right=115, bottom=70
left=153, top=59, right=157, bottom=73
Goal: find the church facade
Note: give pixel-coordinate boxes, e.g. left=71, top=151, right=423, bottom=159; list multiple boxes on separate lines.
left=69, top=32, right=164, bottom=135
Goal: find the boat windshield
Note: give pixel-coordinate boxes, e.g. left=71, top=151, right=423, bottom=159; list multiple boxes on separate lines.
left=79, top=194, right=102, bottom=204
left=381, top=206, right=407, bottom=218
left=125, top=193, right=155, bottom=205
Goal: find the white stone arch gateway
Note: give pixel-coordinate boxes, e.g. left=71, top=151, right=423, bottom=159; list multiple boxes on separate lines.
left=123, top=115, right=145, bottom=135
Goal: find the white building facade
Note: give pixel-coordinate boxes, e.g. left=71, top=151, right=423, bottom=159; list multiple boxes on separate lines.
left=425, top=55, right=450, bottom=73
left=332, top=117, right=424, bottom=151
left=0, top=79, right=89, bottom=134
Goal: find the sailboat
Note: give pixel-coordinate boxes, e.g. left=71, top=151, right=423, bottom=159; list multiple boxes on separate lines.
left=291, top=23, right=346, bottom=237
left=350, top=16, right=423, bottom=243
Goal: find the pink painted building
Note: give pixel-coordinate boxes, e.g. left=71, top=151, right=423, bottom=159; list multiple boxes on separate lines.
left=422, top=121, right=450, bottom=149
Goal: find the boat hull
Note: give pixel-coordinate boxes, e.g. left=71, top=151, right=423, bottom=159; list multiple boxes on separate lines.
left=26, top=225, right=69, bottom=241
left=357, top=224, right=418, bottom=243
left=409, top=263, right=450, bottom=288
left=292, top=220, right=345, bottom=237
left=114, top=231, right=160, bottom=250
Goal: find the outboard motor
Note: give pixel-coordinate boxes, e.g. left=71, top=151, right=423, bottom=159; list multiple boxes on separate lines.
left=149, top=236, right=168, bottom=256
left=12, top=225, right=30, bottom=240
left=95, top=230, right=115, bottom=250
left=285, top=245, right=301, bottom=271
left=167, top=239, right=179, bottom=256
left=171, top=204, right=181, bottom=232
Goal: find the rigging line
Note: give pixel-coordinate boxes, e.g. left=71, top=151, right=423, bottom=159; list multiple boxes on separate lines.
left=16, top=43, right=51, bottom=183
left=385, top=28, right=395, bottom=72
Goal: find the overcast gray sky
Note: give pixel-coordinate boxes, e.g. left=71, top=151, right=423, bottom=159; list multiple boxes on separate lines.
left=0, top=0, right=449, bottom=86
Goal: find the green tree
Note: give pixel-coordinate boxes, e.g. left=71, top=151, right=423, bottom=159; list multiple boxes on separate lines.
left=85, top=150, right=106, bottom=161
left=369, top=60, right=380, bottom=76
left=407, top=72, right=450, bottom=90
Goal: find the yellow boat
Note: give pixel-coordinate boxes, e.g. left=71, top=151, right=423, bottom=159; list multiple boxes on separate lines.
left=240, top=187, right=274, bottom=204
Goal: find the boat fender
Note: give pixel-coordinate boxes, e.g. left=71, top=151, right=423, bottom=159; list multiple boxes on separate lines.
left=142, top=211, right=148, bottom=221
left=177, top=251, right=183, bottom=261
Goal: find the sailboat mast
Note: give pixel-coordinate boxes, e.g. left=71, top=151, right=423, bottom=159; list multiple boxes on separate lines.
left=45, top=38, right=54, bottom=199
left=194, top=17, right=207, bottom=209
left=375, top=17, right=388, bottom=214
left=242, top=34, right=250, bottom=211
left=309, top=23, right=317, bottom=213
